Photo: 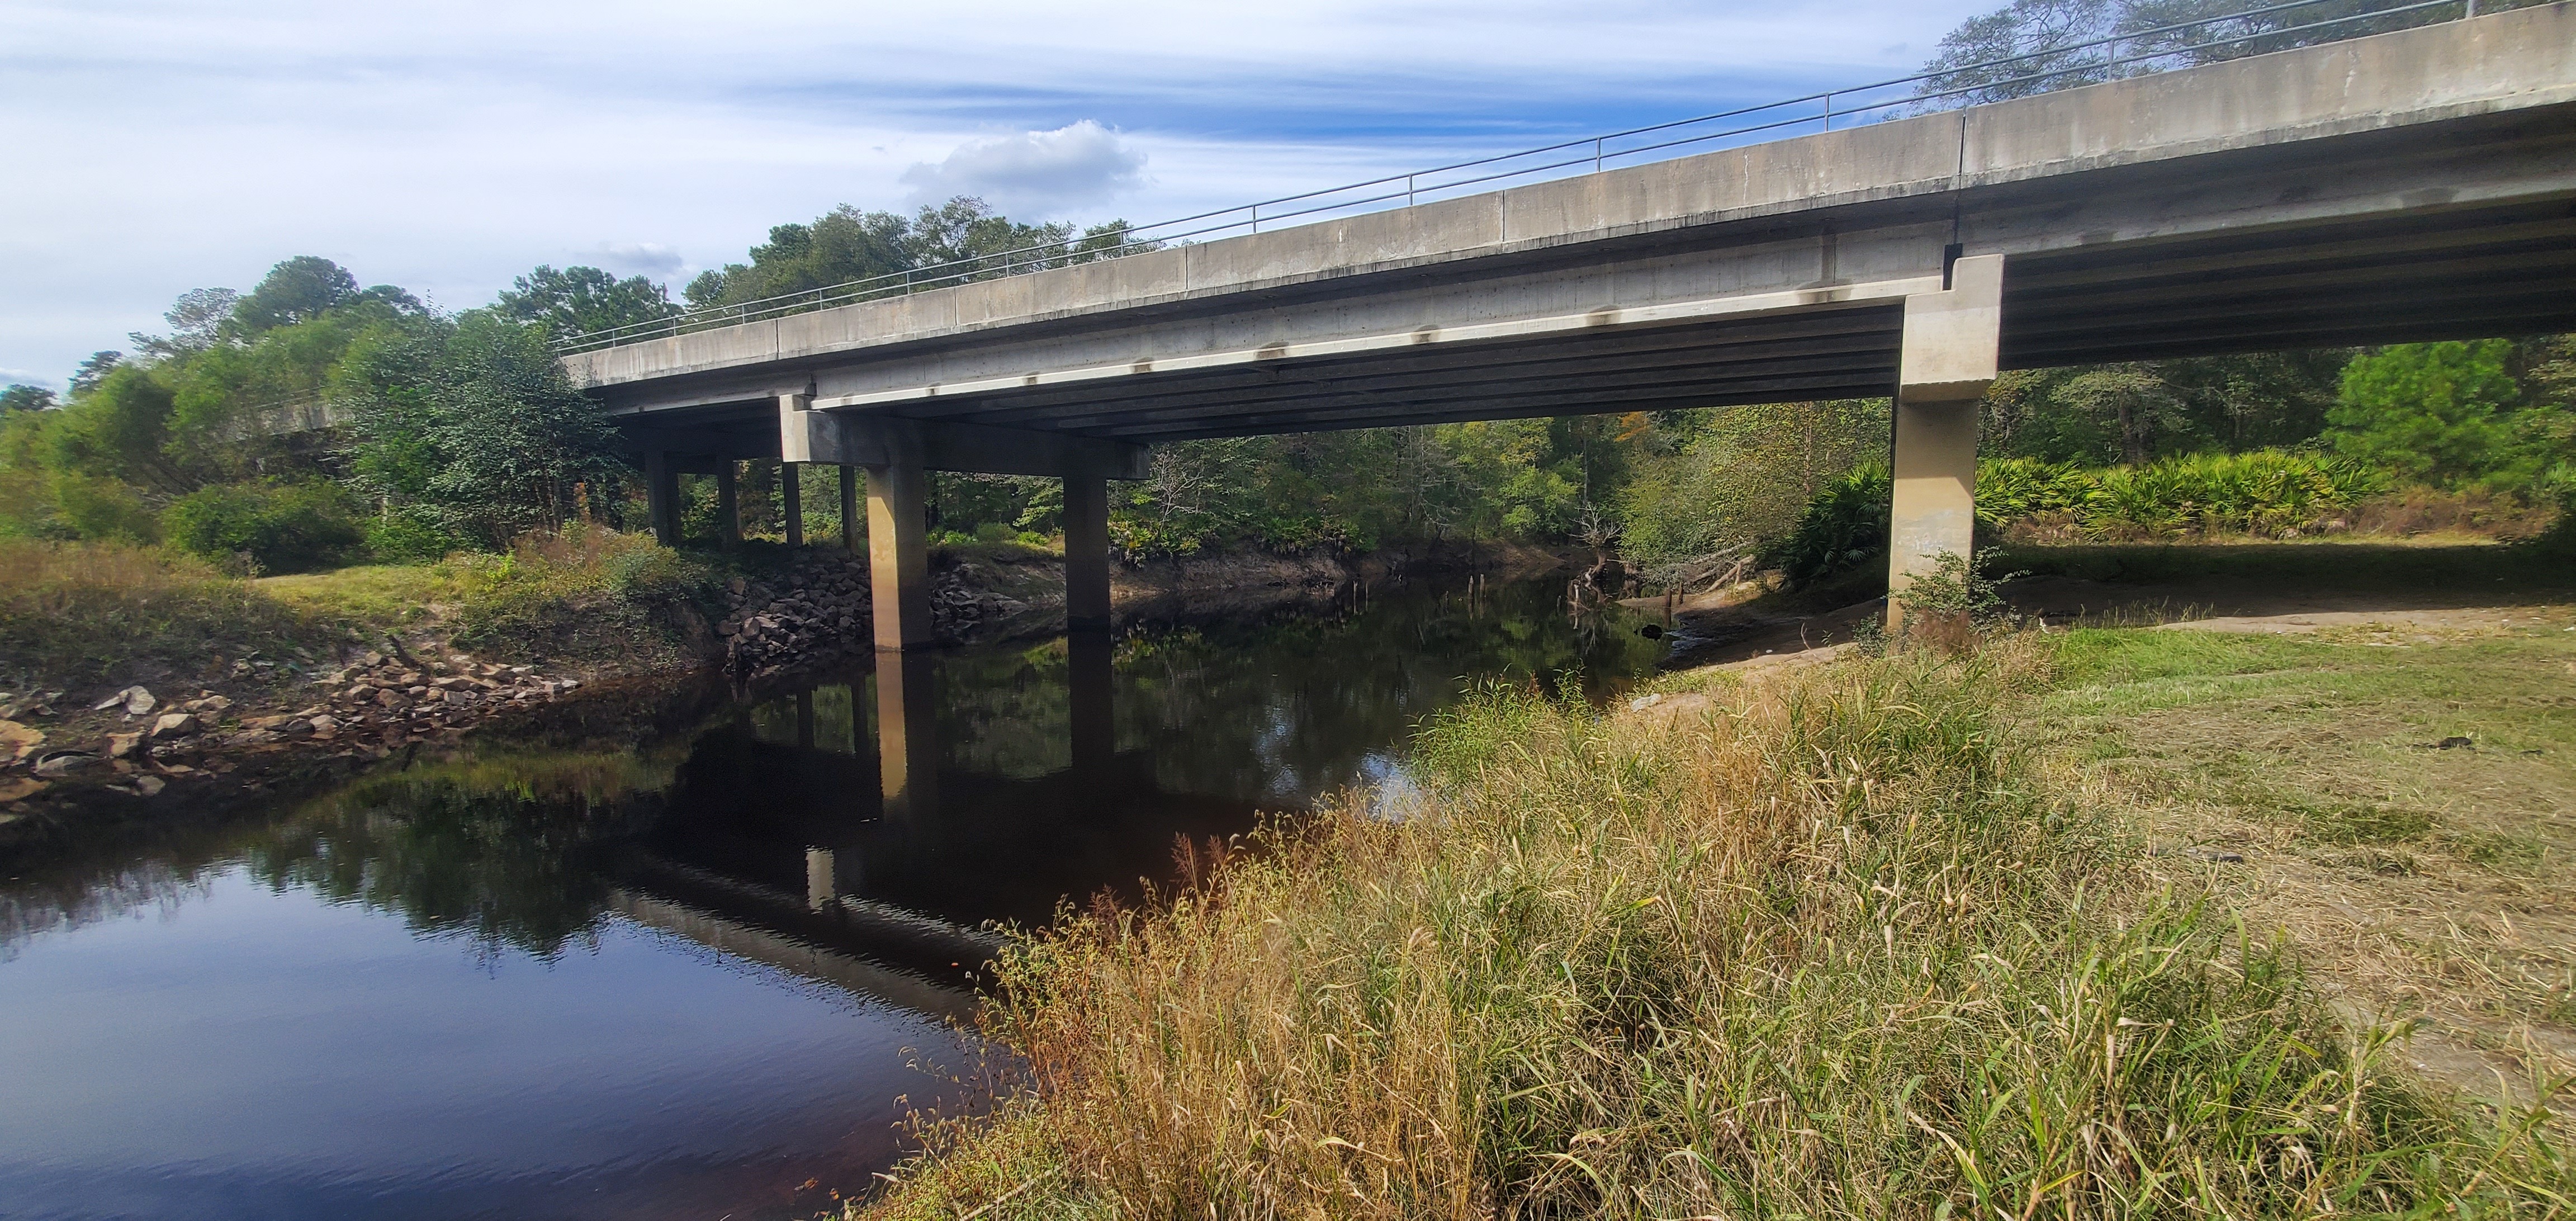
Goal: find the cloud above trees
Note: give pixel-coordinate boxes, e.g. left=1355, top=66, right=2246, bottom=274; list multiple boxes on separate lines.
left=901, top=121, right=1150, bottom=217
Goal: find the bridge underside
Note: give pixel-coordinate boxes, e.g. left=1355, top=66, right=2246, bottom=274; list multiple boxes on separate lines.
left=610, top=188, right=2576, bottom=454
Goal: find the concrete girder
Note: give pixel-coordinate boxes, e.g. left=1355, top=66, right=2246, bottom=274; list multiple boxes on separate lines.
left=931, top=320, right=1905, bottom=428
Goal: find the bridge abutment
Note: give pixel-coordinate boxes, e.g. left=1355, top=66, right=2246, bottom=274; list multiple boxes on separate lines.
left=1887, top=254, right=2002, bottom=632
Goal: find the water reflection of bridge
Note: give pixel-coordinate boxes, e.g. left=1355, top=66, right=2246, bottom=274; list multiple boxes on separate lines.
left=609, top=631, right=1262, bottom=1016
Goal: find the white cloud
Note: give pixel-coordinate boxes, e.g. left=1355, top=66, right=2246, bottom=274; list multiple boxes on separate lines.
left=581, top=242, right=687, bottom=280
left=0, top=368, right=60, bottom=392
left=901, top=121, right=1149, bottom=217
left=0, top=0, right=1995, bottom=381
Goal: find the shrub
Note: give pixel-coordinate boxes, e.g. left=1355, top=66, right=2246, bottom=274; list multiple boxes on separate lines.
left=1755, top=463, right=1890, bottom=585
left=364, top=510, right=467, bottom=565
left=161, top=480, right=364, bottom=573
left=445, top=525, right=718, bottom=666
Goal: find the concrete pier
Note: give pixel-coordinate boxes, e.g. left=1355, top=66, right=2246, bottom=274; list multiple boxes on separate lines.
left=1887, top=254, right=2002, bottom=630
left=645, top=449, right=679, bottom=546
left=1063, top=476, right=1112, bottom=631
left=873, top=650, right=939, bottom=821
left=782, top=462, right=803, bottom=547
left=715, top=462, right=740, bottom=549
left=839, top=466, right=859, bottom=552
left=865, top=461, right=931, bottom=650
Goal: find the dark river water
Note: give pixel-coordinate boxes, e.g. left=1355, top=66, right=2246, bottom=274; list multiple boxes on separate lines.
left=0, top=576, right=1661, bottom=1221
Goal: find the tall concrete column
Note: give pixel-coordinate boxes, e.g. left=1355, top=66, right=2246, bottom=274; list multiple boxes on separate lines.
left=645, top=449, right=679, bottom=546
left=781, top=462, right=804, bottom=548
left=873, top=650, right=939, bottom=823
left=865, top=462, right=931, bottom=650
left=1067, top=627, right=1115, bottom=781
left=839, top=466, right=861, bottom=552
left=805, top=847, right=837, bottom=911
left=716, top=461, right=741, bottom=550
left=1887, top=254, right=2004, bottom=630
left=1062, top=475, right=1112, bottom=631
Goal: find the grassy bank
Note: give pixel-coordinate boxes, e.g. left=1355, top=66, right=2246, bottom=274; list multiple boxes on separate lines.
left=0, top=527, right=718, bottom=697
left=861, top=631, right=2569, bottom=1217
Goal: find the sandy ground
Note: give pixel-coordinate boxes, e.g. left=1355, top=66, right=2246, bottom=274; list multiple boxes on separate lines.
left=1634, top=571, right=2576, bottom=668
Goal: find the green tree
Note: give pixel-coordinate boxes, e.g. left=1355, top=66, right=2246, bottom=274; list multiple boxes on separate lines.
left=1618, top=400, right=1891, bottom=567
left=680, top=197, right=1148, bottom=313
left=45, top=365, right=195, bottom=496
left=2329, top=339, right=2558, bottom=491
left=495, top=265, right=682, bottom=343
left=344, top=311, right=631, bottom=545
left=68, top=351, right=122, bottom=396
left=0, top=385, right=54, bottom=413
left=1916, top=1, right=2545, bottom=108
left=224, top=257, right=422, bottom=340
left=684, top=205, right=915, bottom=309
left=129, top=287, right=240, bottom=361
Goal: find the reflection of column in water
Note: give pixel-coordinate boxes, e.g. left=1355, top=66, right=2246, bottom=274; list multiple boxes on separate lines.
left=806, top=846, right=837, bottom=911
left=795, top=691, right=815, bottom=750
left=874, top=651, right=940, bottom=823
left=1067, top=628, right=1114, bottom=780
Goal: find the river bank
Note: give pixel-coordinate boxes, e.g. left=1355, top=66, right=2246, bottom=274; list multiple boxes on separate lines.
left=0, top=533, right=1571, bottom=854
left=0, top=566, right=1656, bottom=1220
left=858, top=580, right=2576, bottom=1218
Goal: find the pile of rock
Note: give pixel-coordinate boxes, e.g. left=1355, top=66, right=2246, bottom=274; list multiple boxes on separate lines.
left=247, top=651, right=582, bottom=751
left=714, top=552, right=1041, bottom=682
left=931, top=560, right=1034, bottom=639
left=717, top=553, right=875, bottom=681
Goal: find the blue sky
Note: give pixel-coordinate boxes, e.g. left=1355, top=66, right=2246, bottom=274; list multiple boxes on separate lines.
left=0, top=0, right=1993, bottom=390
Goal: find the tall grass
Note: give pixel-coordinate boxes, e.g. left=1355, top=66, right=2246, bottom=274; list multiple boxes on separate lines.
left=865, top=640, right=2564, bottom=1218
left=441, top=524, right=720, bottom=665
left=0, top=537, right=324, bottom=689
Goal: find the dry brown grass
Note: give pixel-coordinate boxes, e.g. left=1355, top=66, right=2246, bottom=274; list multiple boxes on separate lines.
left=0, top=536, right=326, bottom=691
left=862, top=636, right=2566, bottom=1219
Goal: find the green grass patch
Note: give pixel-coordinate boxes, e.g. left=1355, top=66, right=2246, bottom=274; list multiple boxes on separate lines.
left=0, top=537, right=338, bottom=690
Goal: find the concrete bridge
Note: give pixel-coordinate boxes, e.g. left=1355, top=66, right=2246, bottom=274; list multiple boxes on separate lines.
left=566, top=4, right=2576, bottom=645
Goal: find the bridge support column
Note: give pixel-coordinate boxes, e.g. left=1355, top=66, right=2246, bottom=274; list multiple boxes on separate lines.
left=874, top=649, right=939, bottom=822
left=866, top=462, right=932, bottom=650
left=716, top=461, right=741, bottom=550
left=805, top=846, right=837, bottom=911
left=839, top=466, right=860, bottom=552
left=782, top=462, right=804, bottom=548
left=645, top=449, right=679, bottom=547
left=1888, top=254, right=2004, bottom=633
left=1063, top=476, right=1111, bottom=631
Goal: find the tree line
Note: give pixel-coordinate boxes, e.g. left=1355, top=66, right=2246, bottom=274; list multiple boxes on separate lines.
left=2, top=0, right=2564, bottom=575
